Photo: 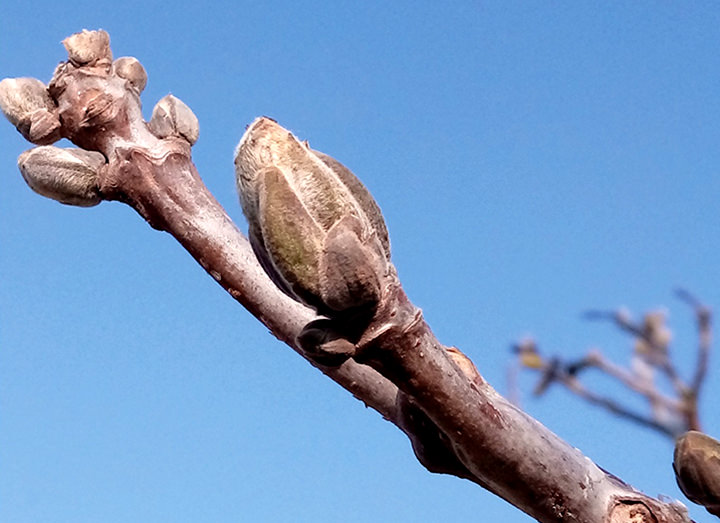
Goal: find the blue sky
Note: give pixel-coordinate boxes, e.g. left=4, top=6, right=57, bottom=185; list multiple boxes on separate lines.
left=2, top=2, right=720, bottom=522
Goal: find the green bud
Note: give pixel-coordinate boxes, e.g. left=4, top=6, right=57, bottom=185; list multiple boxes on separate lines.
left=234, top=117, right=390, bottom=316
left=673, top=430, right=720, bottom=517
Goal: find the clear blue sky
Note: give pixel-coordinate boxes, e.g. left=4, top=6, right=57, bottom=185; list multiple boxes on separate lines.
left=2, top=2, right=720, bottom=522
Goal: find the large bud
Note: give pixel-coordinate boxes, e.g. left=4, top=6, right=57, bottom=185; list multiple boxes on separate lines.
left=18, top=146, right=105, bottom=207
left=0, top=77, right=61, bottom=145
left=234, top=117, right=390, bottom=317
left=673, top=430, right=720, bottom=517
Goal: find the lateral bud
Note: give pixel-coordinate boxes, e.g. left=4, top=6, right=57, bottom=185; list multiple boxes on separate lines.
left=18, top=146, right=105, bottom=207
left=0, top=77, right=61, bottom=145
left=148, top=94, right=199, bottom=145
left=112, top=57, right=147, bottom=93
left=62, top=29, right=112, bottom=67
left=234, top=117, right=391, bottom=318
left=446, top=347, right=483, bottom=386
left=674, top=430, right=720, bottom=517
left=296, top=318, right=357, bottom=366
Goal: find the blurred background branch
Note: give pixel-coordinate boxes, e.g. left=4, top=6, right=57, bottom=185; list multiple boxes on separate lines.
left=510, top=289, right=712, bottom=439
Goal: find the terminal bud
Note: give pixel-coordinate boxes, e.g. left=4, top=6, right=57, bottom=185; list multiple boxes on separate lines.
left=62, top=29, right=112, bottom=67
left=235, top=117, right=390, bottom=317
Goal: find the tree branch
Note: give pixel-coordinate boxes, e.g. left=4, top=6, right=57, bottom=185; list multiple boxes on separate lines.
left=0, top=30, right=693, bottom=523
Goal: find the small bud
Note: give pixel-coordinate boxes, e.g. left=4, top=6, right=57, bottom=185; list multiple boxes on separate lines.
left=513, top=338, right=544, bottom=369
left=18, top=146, right=105, bottom=207
left=235, top=117, right=390, bottom=316
left=21, top=109, right=63, bottom=145
left=446, top=347, right=482, bottom=385
left=112, top=57, right=147, bottom=93
left=643, top=310, right=672, bottom=351
left=0, top=77, right=61, bottom=144
left=62, top=29, right=112, bottom=67
left=397, top=393, right=470, bottom=477
left=296, top=318, right=357, bottom=366
left=674, top=430, right=720, bottom=517
left=148, top=94, right=199, bottom=145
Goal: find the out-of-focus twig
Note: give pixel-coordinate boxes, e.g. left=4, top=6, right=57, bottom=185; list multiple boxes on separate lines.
left=584, top=307, right=686, bottom=396
left=563, top=371, right=676, bottom=437
left=675, top=288, right=712, bottom=432
left=676, top=289, right=712, bottom=395
left=587, top=350, right=684, bottom=413
left=512, top=292, right=712, bottom=439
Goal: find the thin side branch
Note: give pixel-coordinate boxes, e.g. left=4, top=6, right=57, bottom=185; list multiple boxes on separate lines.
left=515, top=292, right=712, bottom=439
left=676, top=288, right=712, bottom=396
left=584, top=308, right=688, bottom=397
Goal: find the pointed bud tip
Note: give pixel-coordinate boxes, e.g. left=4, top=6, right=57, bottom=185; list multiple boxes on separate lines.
left=148, top=94, right=199, bottom=145
left=235, top=119, right=391, bottom=316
